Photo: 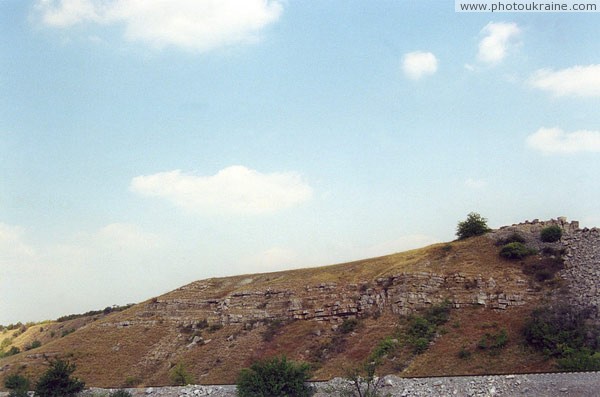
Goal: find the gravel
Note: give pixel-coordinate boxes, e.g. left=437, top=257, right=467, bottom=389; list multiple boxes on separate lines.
left=4, top=372, right=583, bottom=397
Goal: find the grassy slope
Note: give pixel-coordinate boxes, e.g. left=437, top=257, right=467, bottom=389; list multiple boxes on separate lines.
left=0, top=235, right=557, bottom=388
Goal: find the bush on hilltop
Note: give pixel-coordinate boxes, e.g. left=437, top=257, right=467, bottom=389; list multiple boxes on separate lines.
left=456, top=212, right=491, bottom=240
left=540, top=225, right=562, bottom=242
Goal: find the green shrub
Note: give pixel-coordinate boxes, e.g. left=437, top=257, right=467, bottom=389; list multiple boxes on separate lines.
left=557, top=349, right=600, bottom=371
left=424, top=300, right=451, bottom=326
left=499, top=242, right=536, bottom=260
left=369, top=337, right=398, bottom=362
left=407, top=316, right=435, bottom=340
left=404, top=302, right=451, bottom=355
left=523, top=305, right=592, bottom=357
left=123, top=376, right=140, bottom=387
left=457, top=347, right=471, bottom=359
left=540, top=225, right=562, bottom=243
left=169, top=363, right=194, bottom=386
left=456, top=212, right=491, bottom=240
left=495, top=232, right=526, bottom=246
left=412, top=337, right=430, bottom=354
left=5, top=374, right=30, bottom=397
left=61, top=328, right=75, bottom=337
left=26, top=340, right=42, bottom=350
left=0, top=346, right=20, bottom=358
left=110, top=390, right=133, bottom=397
left=34, top=359, right=85, bottom=397
left=339, top=318, right=359, bottom=334
left=477, top=329, right=508, bottom=354
left=236, top=356, right=314, bottom=397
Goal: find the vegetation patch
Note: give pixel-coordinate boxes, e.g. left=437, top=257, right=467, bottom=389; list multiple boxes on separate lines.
left=339, top=361, right=388, bottom=397
left=477, top=329, right=508, bottom=355
left=236, top=356, right=314, bottom=397
left=523, top=304, right=600, bottom=371
left=339, top=318, right=359, bottom=334
left=56, top=304, right=134, bottom=322
left=456, top=212, right=491, bottom=240
left=499, top=242, right=537, bottom=260
left=4, top=374, right=30, bottom=397
left=540, top=225, right=562, bottom=243
left=25, top=340, right=42, bottom=351
left=34, top=359, right=85, bottom=397
left=169, top=363, right=194, bottom=386
left=495, top=232, right=526, bottom=246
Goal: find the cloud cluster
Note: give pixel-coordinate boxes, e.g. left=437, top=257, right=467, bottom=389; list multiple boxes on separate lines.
left=529, top=65, right=600, bottom=98
left=34, top=0, right=283, bottom=51
left=0, top=221, right=163, bottom=323
left=130, top=166, right=313, bottom=215
left=477, top=22, right=520, bottom=64
left=402, top=51, right=438, bottom=80
left=0, top=223, right=37, bottom=272
left=464, top=178, right=487, bottom=189
left=527, top=127, right=600, bottom=154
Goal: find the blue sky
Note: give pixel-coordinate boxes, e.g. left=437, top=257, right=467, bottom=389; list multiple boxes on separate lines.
left=1, top=0, right=600, bottom=324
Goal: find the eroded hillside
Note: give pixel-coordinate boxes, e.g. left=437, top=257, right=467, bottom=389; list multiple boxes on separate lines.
left=1, top=218, right=595, bottom=388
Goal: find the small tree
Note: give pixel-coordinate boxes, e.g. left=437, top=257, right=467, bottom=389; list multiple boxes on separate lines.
left=34, top=359, right=85, bottom=397
left=342, top=362, right=388, bottom=397
left=236, top=356, right=314, bottom=397
left=169, top=362, right=194, bottom=386
left=456, top=212, right=491, bottom=240
left=5, top=374, right=30, bottom=397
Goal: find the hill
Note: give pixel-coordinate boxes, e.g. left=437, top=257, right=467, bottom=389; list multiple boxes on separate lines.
left=1, top=217, right=597, bottom=389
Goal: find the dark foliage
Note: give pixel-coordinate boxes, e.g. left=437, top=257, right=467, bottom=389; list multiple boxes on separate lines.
left=540, top=225, right=562, bottom=243
left=339, top=318, right=359, bottom=334
left=523, top=304, right=600, bottom=371
left=456, top=212, right=491, bottom=240
left=5, top=374, right=30, bottom=397
left=34, top=359, right=85, bottom=397
left=56, top=304, right=133, bottom=322
left=499, top=242, right=536, bottom=260
left=236, top=356, right=314, bottom=397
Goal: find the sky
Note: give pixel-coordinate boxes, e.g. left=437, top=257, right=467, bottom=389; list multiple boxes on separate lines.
left=1, top=0, right=600, bottom=325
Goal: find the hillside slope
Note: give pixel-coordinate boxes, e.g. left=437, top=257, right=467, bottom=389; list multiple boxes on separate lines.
left=1, top=218, right=589, bottom=388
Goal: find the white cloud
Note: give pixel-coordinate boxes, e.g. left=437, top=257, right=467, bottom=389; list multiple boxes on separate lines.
left=526, top=127, right=600, bottom=154
left=477, top=22, right=520, bottom=64
left=131, top=165, right=313, bottom=215
left=34, top=0, right=283, bottom=51
left=0, top=222, right=164, bottom=324
left=95, top=223, right=161, bottom=250
left=464, top=178, right=487, bottom=189
left=529, top=65, right=600, bottom=98
left=0, top=223, right=37, bottom=270
left=402, top=51, right=438, bottom=80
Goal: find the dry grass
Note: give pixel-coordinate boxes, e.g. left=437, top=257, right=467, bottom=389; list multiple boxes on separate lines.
left=0, top=234, right=565, bottom=389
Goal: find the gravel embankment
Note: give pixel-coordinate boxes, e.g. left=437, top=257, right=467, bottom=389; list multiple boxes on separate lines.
left=3, top=372, right=599, bottom=396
